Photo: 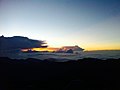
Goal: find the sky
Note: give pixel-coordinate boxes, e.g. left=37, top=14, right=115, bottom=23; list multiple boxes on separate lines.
left=0, top=0, right=120, bottom=50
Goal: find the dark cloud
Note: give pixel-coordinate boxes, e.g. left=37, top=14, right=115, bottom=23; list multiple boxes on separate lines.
left=0, top=35, right=47, bottom=50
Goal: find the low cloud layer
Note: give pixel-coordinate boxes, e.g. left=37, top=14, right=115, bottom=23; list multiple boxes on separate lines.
left=0, top=36, right=47, bottom=50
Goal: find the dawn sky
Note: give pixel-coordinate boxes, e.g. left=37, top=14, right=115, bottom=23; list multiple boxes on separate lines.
left=0, top=0, right=120, bottom=50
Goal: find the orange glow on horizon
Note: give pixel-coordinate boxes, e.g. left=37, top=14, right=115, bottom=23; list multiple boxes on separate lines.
left=83, top=46, right=120, bottom=51
left=21, top=44, right=120, bottom=52
left=21, top=47, right=59, bottom=52
left=32, top=47, right=59, bottom=52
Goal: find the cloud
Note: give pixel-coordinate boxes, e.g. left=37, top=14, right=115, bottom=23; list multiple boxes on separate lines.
left=0, top=35, right=47, bottom=50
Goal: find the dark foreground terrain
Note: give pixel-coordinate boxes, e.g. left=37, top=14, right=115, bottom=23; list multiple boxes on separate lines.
left=0, top=57, right=120, bottom=90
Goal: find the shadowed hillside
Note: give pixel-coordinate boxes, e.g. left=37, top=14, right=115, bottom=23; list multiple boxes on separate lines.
left=0, top=57, right=120, bottom=90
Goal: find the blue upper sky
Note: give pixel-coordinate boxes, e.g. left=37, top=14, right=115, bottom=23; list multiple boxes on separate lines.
left=0, top=0, right=120, bottom=50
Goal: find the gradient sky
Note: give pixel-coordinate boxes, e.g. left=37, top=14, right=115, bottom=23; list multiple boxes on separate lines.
left=0, top=0, right=120, bottom=50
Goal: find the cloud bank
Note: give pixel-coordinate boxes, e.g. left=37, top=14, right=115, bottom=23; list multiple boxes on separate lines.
left=0, top=36, right=47, bottom=50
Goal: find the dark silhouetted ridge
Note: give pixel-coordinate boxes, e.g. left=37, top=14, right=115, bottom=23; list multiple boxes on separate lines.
left=0, top=57, right=120, bottom=90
